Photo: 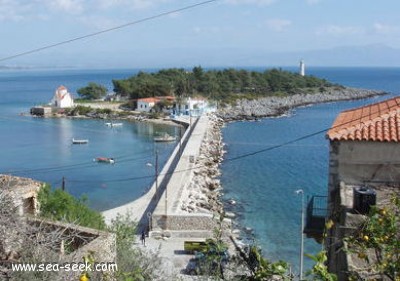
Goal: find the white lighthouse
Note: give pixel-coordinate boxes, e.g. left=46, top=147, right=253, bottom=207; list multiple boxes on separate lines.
left=299, top=60, right=305, bottom=76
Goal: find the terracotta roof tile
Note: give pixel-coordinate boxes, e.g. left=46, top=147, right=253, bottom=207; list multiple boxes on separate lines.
left=138, top=97, right=159, bottom=103
left=327, top=96, right=400, bottom=142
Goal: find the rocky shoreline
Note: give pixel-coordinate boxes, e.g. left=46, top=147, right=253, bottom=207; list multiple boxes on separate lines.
left=180, top=114, right=225, bottom=215
left=218, top=87, right=387, bottom=121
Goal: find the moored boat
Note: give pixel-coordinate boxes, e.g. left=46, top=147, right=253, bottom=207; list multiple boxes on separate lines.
left=105, top=122, right=123, bottom=127
left=154, top=133, right=176, bottom=142
left=72, top=138, right=89, bottom=144
left=94, top=157, right=115, bottom=164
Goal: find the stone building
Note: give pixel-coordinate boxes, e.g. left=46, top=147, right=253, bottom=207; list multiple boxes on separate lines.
left=325, top=96, right=400, bottom=280
left=0, top=174, right=42, bottom=215
left=0, top=175, right=116, bottom=279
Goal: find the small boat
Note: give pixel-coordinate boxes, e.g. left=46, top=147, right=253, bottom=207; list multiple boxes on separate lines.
left=72, top=138, right=89, bottom=144
left=105, top=122, right=123, bottom=127
left=154, top=133, right=176, bottom=142
left=94, top=157, right=115, bottom=164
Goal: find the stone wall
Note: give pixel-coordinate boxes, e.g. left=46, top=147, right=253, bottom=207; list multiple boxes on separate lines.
left=152, top=213, right=231, bottom=232
left=0, top=174, right=42, bottom=216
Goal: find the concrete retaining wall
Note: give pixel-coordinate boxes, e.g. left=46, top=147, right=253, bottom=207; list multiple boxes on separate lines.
left=152, top=213, right=230, bottom=231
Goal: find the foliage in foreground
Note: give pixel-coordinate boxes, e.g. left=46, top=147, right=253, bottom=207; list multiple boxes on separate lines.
left=246, top=245, right=291, bottom=281
left=109, top=212, right=170, bottom=281
left=345, top=194, right=400, bottom=281
left=38, top=184, right=106, bottom=230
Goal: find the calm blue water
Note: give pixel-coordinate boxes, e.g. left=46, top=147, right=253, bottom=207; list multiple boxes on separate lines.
left=0, top=69, right=179, bottom=211
left=220, top=67, right=400, bottom=273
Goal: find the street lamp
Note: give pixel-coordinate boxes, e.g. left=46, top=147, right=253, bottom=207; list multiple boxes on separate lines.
left=295, top=189, right=305, bottom=281
left=148, top=149, right=159, bottom=200
left=155, top=149, right=159, bottom=201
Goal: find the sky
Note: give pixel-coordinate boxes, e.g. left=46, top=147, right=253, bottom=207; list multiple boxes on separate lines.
left=1, top=0, right=400, bottom=68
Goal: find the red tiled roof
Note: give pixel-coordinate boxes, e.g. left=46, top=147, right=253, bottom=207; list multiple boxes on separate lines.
left=138, top=97, right=159, bottom=103
left=156, top=96, right=175, bottom=101
left=327, top=96, right=400, bottom=142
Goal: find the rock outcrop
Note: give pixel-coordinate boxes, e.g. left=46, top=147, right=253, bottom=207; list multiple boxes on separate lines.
left=180, top=114, right=225, bottom=215
left=218, top=87, right=386, bottom=121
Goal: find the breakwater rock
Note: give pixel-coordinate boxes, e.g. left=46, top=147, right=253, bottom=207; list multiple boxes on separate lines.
left=218, top=87, right=386, bottom=121
left=180, top=114, right=225, bottom=214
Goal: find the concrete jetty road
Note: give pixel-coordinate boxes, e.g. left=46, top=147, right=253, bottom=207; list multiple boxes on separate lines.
left=153, top=115, right=208, bottom=216
left=101, top=115, right=197, bottom=226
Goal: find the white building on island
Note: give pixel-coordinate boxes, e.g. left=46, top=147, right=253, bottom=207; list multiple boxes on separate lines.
left=174, top=97, right=209, bottom=116
left=50, top=85, right=74, bottom=108
left=136, top=97, right=158, bottom=112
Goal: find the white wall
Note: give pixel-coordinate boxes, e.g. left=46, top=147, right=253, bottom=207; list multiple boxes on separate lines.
left=337, top=140, right=400, bottom=185
left=137, top=101, right=155, bottom=112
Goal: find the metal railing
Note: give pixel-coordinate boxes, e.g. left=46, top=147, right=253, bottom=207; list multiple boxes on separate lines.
left=304, top=195, right=327, bottom=237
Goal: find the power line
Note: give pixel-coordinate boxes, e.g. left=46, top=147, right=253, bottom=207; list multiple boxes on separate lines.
left=0, top=0, right=219, bottom=63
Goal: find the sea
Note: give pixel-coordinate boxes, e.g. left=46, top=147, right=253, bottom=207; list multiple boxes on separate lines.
left=1, top=66, right=399, bottom=274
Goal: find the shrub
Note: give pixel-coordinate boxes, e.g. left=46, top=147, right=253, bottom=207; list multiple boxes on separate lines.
left=37, top=184, right=106, bottom=230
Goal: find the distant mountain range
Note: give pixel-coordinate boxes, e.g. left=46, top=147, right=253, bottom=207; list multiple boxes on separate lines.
left=259, top=44, right=400, bottom=67
left=0, top=65, right=33, bottom=70
left=193, top=44, right=400, bottom=68
left=1, top=44, right=399, bottom=69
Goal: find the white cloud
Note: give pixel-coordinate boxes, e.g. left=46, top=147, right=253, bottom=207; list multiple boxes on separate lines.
left=373, top=22, right=400, bottom=34
left=224, top=0, right=277, bottom=6
left=98, top=0, right=169, bottom=10
left=306, top=0, right=321, bottom=5
left=44, top=0, right=84, bottom=14
left=265, top=18, right=291, bottom=32
left=316, top=25, right=364, bottom=36
left=0, top=0, right=34, bottom=21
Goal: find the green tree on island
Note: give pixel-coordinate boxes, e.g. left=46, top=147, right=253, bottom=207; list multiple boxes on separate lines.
left=112, top=66, right=338, bottom=105
left=77, top=82, right=107, bottom=100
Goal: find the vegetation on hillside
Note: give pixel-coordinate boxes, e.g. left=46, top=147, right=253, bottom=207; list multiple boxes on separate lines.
left=38, top=184, right=106, bottom=230
left=112, top=67, right=339, bottom=104
left=65, top=105, right=112, bottom=116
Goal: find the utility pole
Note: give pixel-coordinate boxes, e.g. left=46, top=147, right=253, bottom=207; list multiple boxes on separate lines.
left=296, top=189, right=305, bottom=281
left=155, top=150, right=158, bottom=200
left=62, top=177, right=66, bottom=191
left=164, top=173, right=168, bottom=230
left=179, top=126, right=183, bottom=156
